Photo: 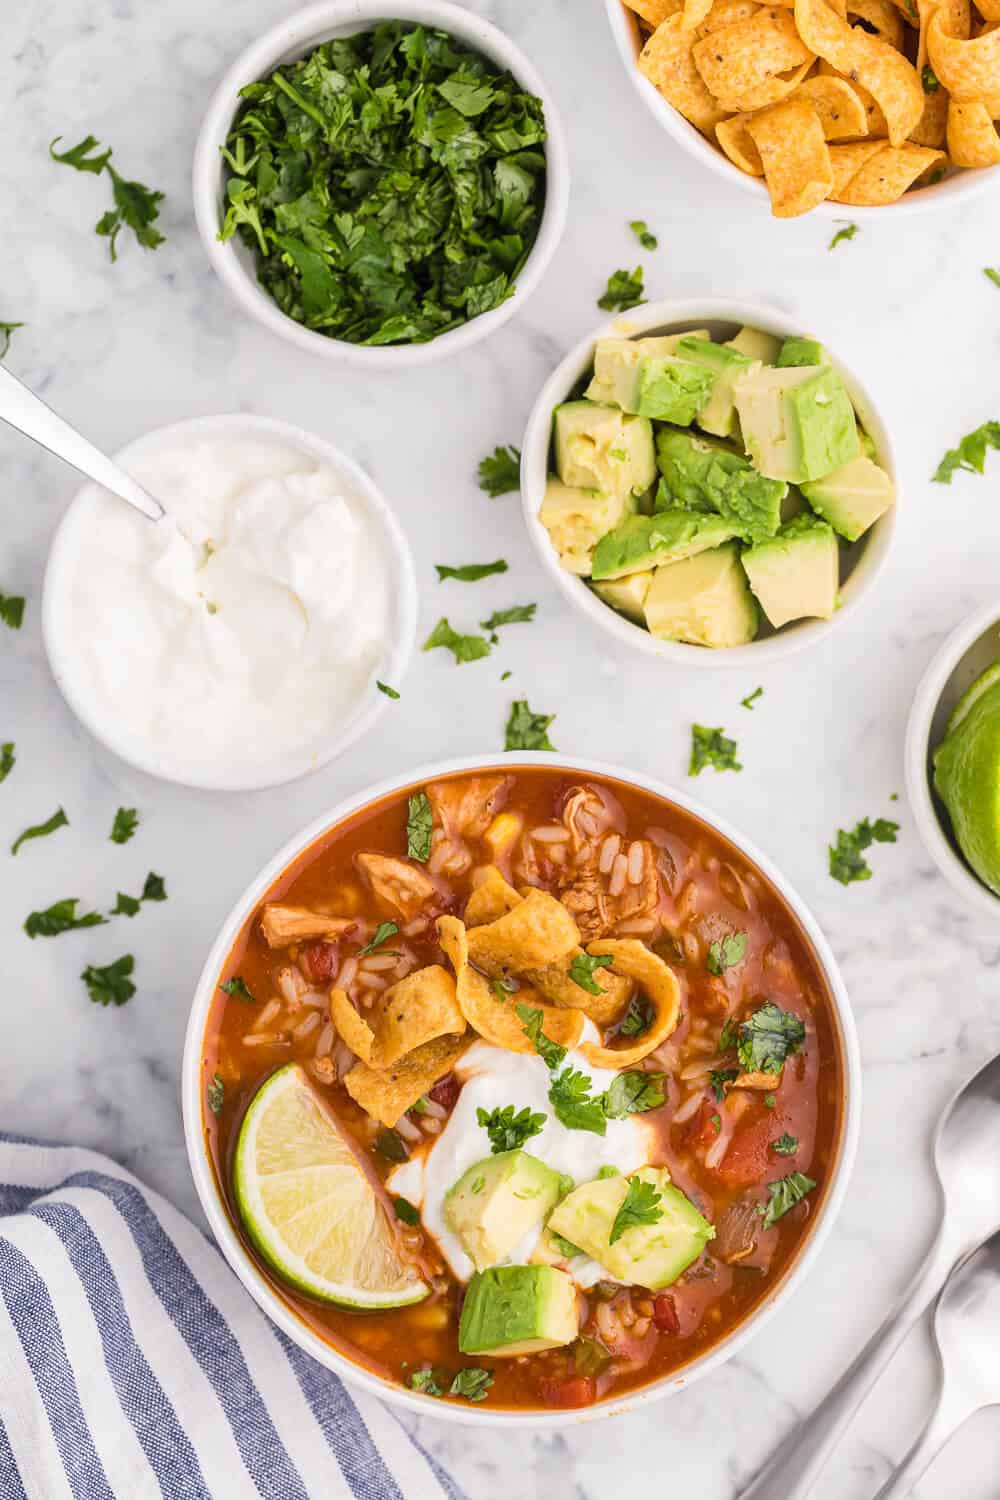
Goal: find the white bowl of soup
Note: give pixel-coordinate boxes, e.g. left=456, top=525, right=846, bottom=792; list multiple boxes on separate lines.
left=183, top=755, right=860, bottom=1423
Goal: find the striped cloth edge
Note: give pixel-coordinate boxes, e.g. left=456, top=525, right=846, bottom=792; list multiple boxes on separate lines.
left=0, top=1135, right=468, bottom=1500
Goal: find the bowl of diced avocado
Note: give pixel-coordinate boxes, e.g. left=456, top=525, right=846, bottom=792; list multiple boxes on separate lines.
left=521, top=301, right=897, bottom=664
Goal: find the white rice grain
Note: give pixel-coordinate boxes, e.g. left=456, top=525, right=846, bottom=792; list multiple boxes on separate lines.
left=627, top=842, right=645, bottom=885
left=609, top=853, right=628, bottom=897
left=293, top=1012, right=321, bottom=1041
left=532, top=825, right=570, bottom=844
left=338, top=957, right=358, bottom=991
left=252, top=999, right=281, bottom=1033
left=599, top=833, right=621, bottom=874
left=314, top=1022, right=335, bottom=1059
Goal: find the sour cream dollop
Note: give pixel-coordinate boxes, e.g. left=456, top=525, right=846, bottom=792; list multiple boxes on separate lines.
left=55, top=437, right=394, bottom=777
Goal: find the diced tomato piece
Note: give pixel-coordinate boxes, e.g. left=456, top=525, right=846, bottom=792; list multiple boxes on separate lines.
left=429, top=1073, right=460, bottom=1110
left=652, top=1293, right=680, bottom=1334
left=302, top=941, right=337, bottom=985
left=538, top=1375, right=596, bottom=1409
left=716, top=1117, right=773, bottom=1188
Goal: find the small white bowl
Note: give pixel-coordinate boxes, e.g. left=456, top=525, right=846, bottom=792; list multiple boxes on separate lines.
left=193, top=0, right=570, bottom=367
left=520, top=298, right=896, bottom=667
left=42, top=413, right=417, bottom=793
left=605, top=0, right=999, bottom=221
left=182, top=752, right=860, bottom=1426
left=906, top=601, right=1000, bottom=923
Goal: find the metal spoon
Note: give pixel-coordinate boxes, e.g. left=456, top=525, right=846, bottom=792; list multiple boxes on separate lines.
left=0, top=365, right=164, bottom=521
left=873, top=1226, right=1000, bottom=1500
left=739, top=1048, right=1000, bottom=1500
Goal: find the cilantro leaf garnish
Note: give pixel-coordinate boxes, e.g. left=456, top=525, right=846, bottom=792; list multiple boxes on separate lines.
left=933, top=422, right=1000, bottom=484
left=450, top=1368, right=494, bottom=1402
left=711, top=1112, right=722, bottom=1133
left=629, top=220, right=657, bottom=250
left=113, top=892, right=141, bottom=918
left=516, top=1003, right=567, bottom=1071
left=476, top=1103, right=546, bottom=1153
left=0, top=322, right=23, bottom=360
left=741, top=686, right=763, bottom=710
left=737, top=1003, right=805, bottom=1075
left=548, top=1067, right=607, bottom=1135
left=358, top=921, right=401, bottom=957
left=207, top=1073, right=225, bottom=1115
left=828, top=816, right=899, bottom=884
left=0, top=593, right=25, bottom=630
left=610, top=1175, right=663, bottom=1244
left=619, top=994, right=653, bottom=1038
left=772, top=1133, right=799, bottom=1156
left=504, top=699, right=555, bottom=751
left=478, top=445, right=522, bottom=497
left=377, top=681, right=400, bottom=699
left=423, top=617, right=492, bottom=664
left=435, top=560, right=508, bottom=582
left=709, top=1067, right=738, bottom=1102
left=374, top=1128, right=409, bottom=1163
left=408, top=1368, right=443, bottom=1396
left=393, top=1196, right=420, bottom=1225
left=81, top=954, right=135, bottom=1007
left=689, top=725, right=742, bottom=776
left=11, top=807, right=68, bottom=856
left=51, top=136, right=164, bottom=261
left=985, top=268, right=1000, bottom=289
left=24, top=899, right=107, bottom=939
left=406, top=791, right=433, bottom=863
left=598, top=266, right=645, bottom=312
left=706, top=932, right=747, bottom=976
left=0, top=743, right=15, bottom=783
left=603, top=1070, right=665, bottom=1118
left=142, top=872, right=166, bottom=902
left=761, top=1172, right=816, bottom=1229
left=921, top=64, right=940, bottom=91
left=110, top=807, right=138, bottom=844
left=50, top=135, right=111, bottom=173
left=219, top=976, right=255, bottom=1003
left=568, top=951, right=614, bottom=995
left=112, top=872, right=166, bottom=916
left=480, top=604, right=536, bottom=631
left=829, top=222, right=859, bottom=250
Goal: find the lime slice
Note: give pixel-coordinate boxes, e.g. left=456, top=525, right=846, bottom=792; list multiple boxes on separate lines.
left=934, top=667, right=1000, bottom=896
left=234, top=1063, right=428, bottom=1309
left=945, top=660, right=1000, bottom=736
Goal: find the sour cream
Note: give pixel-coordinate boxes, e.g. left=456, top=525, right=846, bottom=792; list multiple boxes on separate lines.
left=387, top=1035, right=655, bottom=1288
left=49, top=431, right=400, bottom=782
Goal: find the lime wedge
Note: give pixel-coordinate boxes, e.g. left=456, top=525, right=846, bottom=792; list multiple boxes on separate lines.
left=233, top=1063, right=428, bottom=1309
left=934, top=667, right=1000, bottom=897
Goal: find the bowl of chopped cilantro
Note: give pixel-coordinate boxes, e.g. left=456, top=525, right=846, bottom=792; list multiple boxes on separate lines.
left=193, top=1, right=568, bottom=364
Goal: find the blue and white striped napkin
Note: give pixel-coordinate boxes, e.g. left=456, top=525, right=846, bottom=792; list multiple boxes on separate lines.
left=0, top=1135, right=467, bottom=1500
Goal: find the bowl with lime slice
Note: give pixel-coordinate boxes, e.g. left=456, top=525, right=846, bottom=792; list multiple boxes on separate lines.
left=907, top=601, right=1000, bottom=922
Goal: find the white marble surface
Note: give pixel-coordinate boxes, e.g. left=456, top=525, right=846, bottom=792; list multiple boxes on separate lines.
left=4, top=0, right=1000, bottom=1494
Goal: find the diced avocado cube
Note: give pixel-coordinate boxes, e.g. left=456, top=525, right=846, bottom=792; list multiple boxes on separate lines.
left=858, top=426, right=877, bottom=461
left=585, top=339, right=717, bottom=425
left=539, top=477, right=635, bottom=576
left=675, top=336, right=757, bottom=439
left=591, top=570, right=653, bottom=624
left=733, top=365, right=860, bottom=484
left=444, top=1151, right=563, bottom=1272
left=800, top=454, right=895, bottom=542
left=644, top=543, right=758, bottom=648
left=741, top=514, right=839, bottom=628
left=725, top=325, right=781, bottom=364
left=639, top=330, right=710, bottom=353
left=553, top=401, right=655, bottom=501
left=530, top=1225, right=583, bottom=1266
left=656, top=428, right=785, bottom=543
left=776, top=336, right=829, bottom=368
left=548, top=1168, right=714, bottom=1291
left=458, top=1265, right=579, bottom=1356
left=591, top=510, right=739, bottom=582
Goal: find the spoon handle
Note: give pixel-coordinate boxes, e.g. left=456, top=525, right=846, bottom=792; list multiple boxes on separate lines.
left=0, top=365, right=163, bottom=522
left=737, top=1229, right=954, bottom=1500
left=870, top=1377, right=969, bottom=1500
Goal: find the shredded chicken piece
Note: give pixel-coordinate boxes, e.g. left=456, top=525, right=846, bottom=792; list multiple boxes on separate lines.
left=730, top=1071, right=782, bottom=1091
left=427, top=774, right=513, bottom=842
left=561, top=784, right=622, bottom=853
left=259, top=904, right=356, bottom=949
left=556, top=840, right=661, bottom=941
left=356, top=853, right=437, bottom=923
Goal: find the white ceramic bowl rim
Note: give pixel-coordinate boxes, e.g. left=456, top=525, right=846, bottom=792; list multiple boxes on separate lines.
left=604, top=0, right=999, bottom=220
left=520, top=297, right=897, bottom=669
left=905, top=600, right=1000, bottom=923
left=182, top=751, right=862, bottom=1427
left=192, top=0, right=570, bottom=368
left=41, top=413, right=418, bottom=793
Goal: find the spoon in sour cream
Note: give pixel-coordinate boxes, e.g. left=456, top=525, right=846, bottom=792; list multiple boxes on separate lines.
left=0, top=364, right=164, bottom=521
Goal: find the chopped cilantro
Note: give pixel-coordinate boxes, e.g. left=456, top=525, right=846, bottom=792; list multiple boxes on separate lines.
left=406, top=791, right=433, bottom=863
left=51, top=135, right=165, bottom=261
left=718, top=1018, right=737, bottom=1053
left=741, top=686, right=763, bottom=710
left=689, top=725, right=742, bottom=776
left=629, top=219, right=658, bottom=250
left=0, top=593, right=25, bottom=630
left=11, top=807, right=68, bottom=855
left=603, top=1070, right=665, bottom=1118
left=207, top=1073, right=225, bottom=1115
left=449, top=1368, right=493, bottom=1402
left=921, top=64, right=940, bottom=91
left=501, top=670, right=512, bottom=681
left=737, top=1003, right=805, bottom=1075
left=568, top=951, right=614, bottom=995
left=24, top=899, right=106, bottom=939
left=829, top=222, right=859, bottom=250
left=423, top=617, right=491, bottom=664
left=376, top=680, right=400, bottom=699
left=0, top=743, right=14, bottom=782
left=764, top=1093, right=777, bottom=1109
left=113, top=892, right=141, bottom=918
left=478, top=445, right=522, bottom=497
left=549, top=1067, right=607, bottom=1135
left=393, top=1196, right=420, bottom=1225
left=435, top=560, right=508, bottom=582
left=219, top=976, right=255, bottom=1003
left=985, top=268, right=1000, bottom=289
left=762, top=1172, right=816, bottom=1229
left=829, top=816, right=899, bottom=884
left=480, top=604, right=536, bottom=630
left=374, top=1128, right=409, bottom=1163
left=610, top=1175, right=663, bottom=1244
left=619, top=994, right=654, bottom=1038
left=711, top=1112, right=722, bottom=1134
left=81, top=954, right=135, bottom=1007
left=709, top=1068, right=738, bottom=1102
left=516, top=1003, right=567, bottom=1071
left=0, top=322, right=23, bottom=359
left=706, top=932, right=747, bottom=976
left=142, top=872, right=166, bottom=902
left=476, top=1102, right=546, bottom=1153
left=933, top=422, right=1000, bottom=484
left=598, top=265, right=645, bottom=312
left=110, top=807, right=138, bottom=844
left=504, top=698, right=555, bottom=751
left=359, top=921, right=400, bottom=957
left=408, top=1368, right=443, bottom=1396
left=772, top=1133, right=799, bottom=1156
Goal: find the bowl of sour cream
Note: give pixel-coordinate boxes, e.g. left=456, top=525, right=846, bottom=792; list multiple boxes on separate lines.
left=42, top=414, right=416, bottom=791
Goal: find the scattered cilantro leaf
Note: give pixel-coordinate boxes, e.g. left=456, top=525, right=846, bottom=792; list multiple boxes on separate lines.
left=505, top=698, right=555, bottom=751
left=374, top=1127, right=409, bottom=1163
left=423, top=617, right=491, bottom=664
left=478, top=445, right=522, bottom=497
left=501, top=670, right=512, bottom=681
left=408, top=1368, right=443, bottom=1396
left=207, top=1073, right=225, bottom=1115
left=359, top=921, right=401, bottom=957
left=689, top=725, right=741, bottom=776
left=113, top=892, right=141, bottom=918
left=24, top=899, right=107, bottom=939
left=142, top=872, right=166, bottom=902
left=549, top=1067, right=607, bottom=1135
left=82, top=954, right=135, bottom=1007
left=0, top=322, right=23, bottom=360
left=0, top=743, right=14, bottom=782
left=603, top=1070, right=665, bottom=1118
left=50, top=135, right=112, bottom=173
left=933, top=422, right=1000, bottom=483
left=718, top=1018, right=737, bottom=1053
left=406, top=791, right=433, bottom=863
left=51, top=136, right=164, bottom=260
left=110, top=807, right=138, bottom=844
left=480, top=604, right=536, bottom=630
left=599, top=266, right=645, bottom=312
left=476, top=1102, right=546, bottom=1153
left=610, top=1175, right=663, bottom=1244
left=435, top=560, right=508, bottom=582
left=772, top=1133, right=799, bottom=1156
left=568, top=951, right=614, bottom=995
left=829, top=222, right=859, bottom=250
left=737, top=1003, right=805, bottom=1075
left=985, top=268, right=1000, bottom=289
left=376, top=680, right=400, bottom=699
left=11, top=807, right=68, bottom=855
left=516, top=1003, right=567, bottom=1071
left=709, top=1068, right=738, bottom=1102
left=829, top=816, right=899, bottom=884
left=393, top=1196, right=420, bottom=1225
left=0, top=593, right=25, bottom=630
left=706, top=932, right=747, bottom=976
left=219, top=976, right=255, bottom=1003
left=741, top=686, right=763, bottom=710
left=711, top=1112, right=722, bottom=1133
left=619, top=994, right=653, bottom=1038
left=764, top=1093, right=777, bottom=1109
left=921, top=64, right=940, bottom=91
left=762, top=1172, right=816, bottom=1229
left=449, top=1368, right=494, bottom=1402
left=629, top=220, right=657, bottom=250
